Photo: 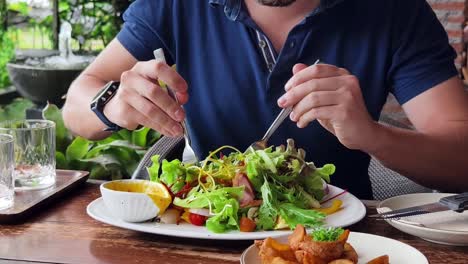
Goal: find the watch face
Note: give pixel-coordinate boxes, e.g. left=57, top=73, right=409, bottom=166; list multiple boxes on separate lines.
left=92, top=87, right=109, bottom=101
left=92, top=82, right=119, bottom=105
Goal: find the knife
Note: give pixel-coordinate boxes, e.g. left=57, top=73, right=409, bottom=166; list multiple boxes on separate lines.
left=369, top=192, right=468, bottom=220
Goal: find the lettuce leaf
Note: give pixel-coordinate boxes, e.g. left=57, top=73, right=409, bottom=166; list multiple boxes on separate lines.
left=257, top=149, right=278, bottom=173
left=147, top=155, right=160, bottom=182
left=147, top=157, right=202, bottom=193
left=256, top=179, right=278, bottom=230
left=173, top=186, right=243, bottom=233
left=301, top=164, right=336, bottom=201
left=303, top=175, right=326, bottom=201
left=278, top=203, right=325, bottom=229
left=185, top=167, right=199, bottom=183
left=313, top=164, right=335, bottom=183
left=245, top=155, right=264, bottom=191
left=160, top=159, right=187, bottom=193
left=173, top=187, right=244, bottom=209
left=206, top=198, right=240, bottom=233
left=290, top=185, right=321, bottom=209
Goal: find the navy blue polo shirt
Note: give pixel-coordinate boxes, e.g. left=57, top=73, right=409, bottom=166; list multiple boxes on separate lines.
left=117, top=0, right=457, bottom=199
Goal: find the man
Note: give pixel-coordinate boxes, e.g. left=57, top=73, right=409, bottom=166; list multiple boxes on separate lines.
left=63, top=0, right=468, bottom=199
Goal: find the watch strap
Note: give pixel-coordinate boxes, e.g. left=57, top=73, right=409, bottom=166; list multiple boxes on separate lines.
left=91, top=81, right=122, bottom=132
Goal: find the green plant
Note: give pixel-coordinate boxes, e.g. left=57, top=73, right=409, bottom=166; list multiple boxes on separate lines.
left=0, top=98, right=34, bottom=121
left=0, top=30, right=15, bottom=89
left=42, top=103, right=160, bottom=180
left=7, top=1, right=28, bottom=15
left=1, top=0, right=7, bottom=30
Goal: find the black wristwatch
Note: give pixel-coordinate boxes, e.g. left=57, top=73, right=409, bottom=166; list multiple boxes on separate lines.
left=90, top=81, right=122, bottom=132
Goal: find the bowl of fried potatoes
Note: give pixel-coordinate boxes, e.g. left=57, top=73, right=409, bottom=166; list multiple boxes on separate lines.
left=241, top=224, right=393, bottom=264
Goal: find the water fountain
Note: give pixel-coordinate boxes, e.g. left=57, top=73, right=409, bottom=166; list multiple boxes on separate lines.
left=6, top=22, right=95, bottom=106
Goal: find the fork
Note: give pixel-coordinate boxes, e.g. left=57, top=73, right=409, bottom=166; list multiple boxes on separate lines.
left=246, top=59, right=320, bottom=152
left=153, top=49, right=198, bottom=164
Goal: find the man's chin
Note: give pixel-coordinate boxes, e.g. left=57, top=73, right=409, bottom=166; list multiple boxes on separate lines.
left=256, top=0, right=296, bottom=7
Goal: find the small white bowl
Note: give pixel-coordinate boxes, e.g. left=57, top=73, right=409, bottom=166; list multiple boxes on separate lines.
left=100, top=179, right=162, bottom=222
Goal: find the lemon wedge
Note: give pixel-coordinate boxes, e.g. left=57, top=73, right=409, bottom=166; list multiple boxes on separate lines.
left=105, top=180, right=172, bottom=214
left=144, top=182, right=172, bottom=214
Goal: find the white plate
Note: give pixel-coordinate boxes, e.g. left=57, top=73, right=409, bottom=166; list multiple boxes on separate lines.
left=241, top=232, right=428, bottom=264
left=87, top=185, right=366, bottom=240
left=377, top=193, right=468, bottom=246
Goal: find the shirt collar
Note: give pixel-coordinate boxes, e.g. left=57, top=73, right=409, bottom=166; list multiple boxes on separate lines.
left=209, top=0, right=344, bottom=21
left=310, top=0, right=345, bottom=16
left=321, top=0, right=345, bottom=9
left=209, top=0, right=242, bottom=21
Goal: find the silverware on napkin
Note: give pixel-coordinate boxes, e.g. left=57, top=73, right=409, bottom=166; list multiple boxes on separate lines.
left=370, top=192, right=468, bottom=220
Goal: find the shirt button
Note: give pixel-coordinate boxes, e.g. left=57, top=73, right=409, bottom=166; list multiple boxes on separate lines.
left=268, top=62, right=275, bottom=70
left=290, top=41, right=296, bottom=48
left=259, top=40, right=266, bottom=48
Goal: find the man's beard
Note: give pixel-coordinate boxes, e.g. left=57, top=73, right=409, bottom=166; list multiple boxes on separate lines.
left=256, top=0, right=296, bottom=7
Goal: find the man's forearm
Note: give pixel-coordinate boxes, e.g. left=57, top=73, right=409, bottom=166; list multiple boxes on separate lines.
left=62, top=74, right=111, bottom=140
left=366, top=123, right=468, bottom=192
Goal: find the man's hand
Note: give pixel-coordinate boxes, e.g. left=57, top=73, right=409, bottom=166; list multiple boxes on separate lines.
left=278, top=63, right=377, bottom=150
left=104, top=60, right=188, bottom=137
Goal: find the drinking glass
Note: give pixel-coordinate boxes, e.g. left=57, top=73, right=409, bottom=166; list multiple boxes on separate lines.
left=0, top=120, right=56, bottom=190
left=0, top=134, right=14, bottom=210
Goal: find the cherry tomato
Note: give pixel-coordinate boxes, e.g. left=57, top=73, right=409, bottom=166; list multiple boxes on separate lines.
left=188, top=213, right=207, bottom=226
left=240, top=217, right=256, bottom=232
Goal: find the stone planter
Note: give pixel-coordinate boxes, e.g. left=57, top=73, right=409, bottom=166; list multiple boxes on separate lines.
left=6, top=49, right=87, bottom=107
left=0, top=86, right=20, bottom=105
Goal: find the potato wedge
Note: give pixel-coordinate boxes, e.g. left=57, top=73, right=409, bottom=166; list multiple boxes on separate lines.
left=295, top=250, right=327, bottom=264
left=366, top=255, right=389, bottom=264
left=270, top=238, right=292, bottom=252
left=271, top=256, right=297, bottom=264
left=254, top=240, right=264, bottom=249
left=341, top=243, right=358, bottom=263
left=328, top=259, right=354, bottom=264
left=259, top=238, right=296, bottom=263
left=295, top=250, right=306, bottom=263
left=289, top=224, right=306, bottom=251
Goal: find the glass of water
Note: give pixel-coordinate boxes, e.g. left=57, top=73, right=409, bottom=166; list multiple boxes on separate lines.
left=0, top=120, right=56, bottom=190
left=0, top=134, right=14, bottom=210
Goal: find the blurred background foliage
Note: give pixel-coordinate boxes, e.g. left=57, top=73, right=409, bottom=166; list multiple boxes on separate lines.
left=0, top=0, right=132, bottom=90
left=6, top=0, right=132, bottom=50
left=0, top=1, right=155, bottom=181
left=58, top=0, right=132, bottom=50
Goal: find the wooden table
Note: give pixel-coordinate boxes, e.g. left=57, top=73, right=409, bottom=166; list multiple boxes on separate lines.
left=1, top=182, right=467, bottom=264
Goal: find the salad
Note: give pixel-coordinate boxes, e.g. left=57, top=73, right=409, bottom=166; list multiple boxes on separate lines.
left=146, top=139, right=337, bottom=233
